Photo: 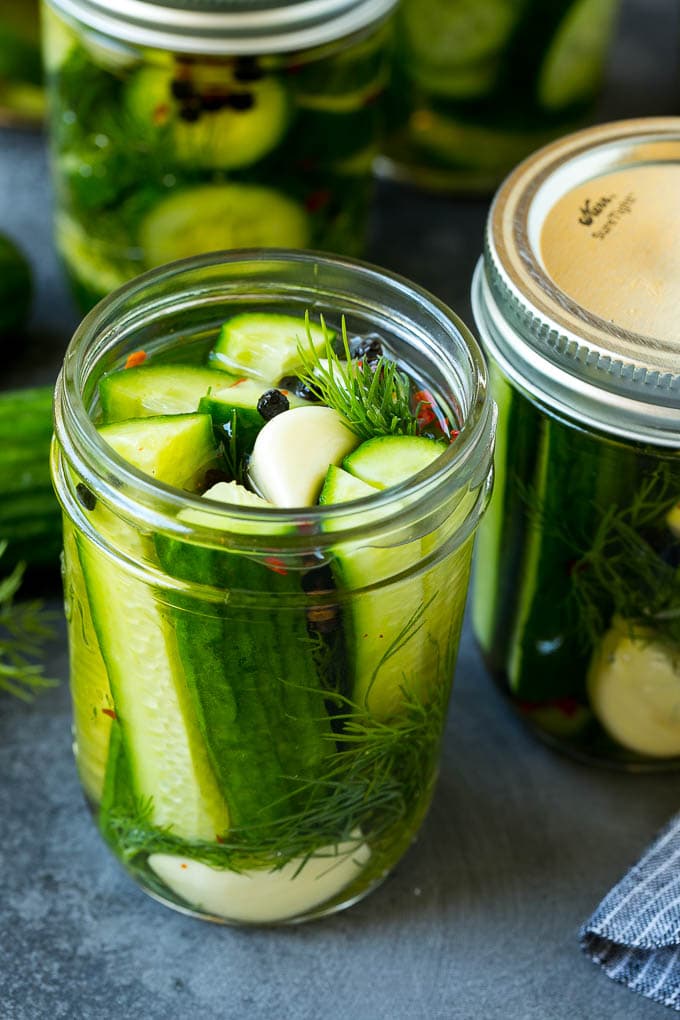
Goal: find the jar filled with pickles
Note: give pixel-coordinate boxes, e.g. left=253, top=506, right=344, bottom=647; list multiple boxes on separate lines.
left=379, top=0, right=619, bottom=193
left=472, top=118, right=680, bottom=769
left=41, top=0, right=396, bottom=309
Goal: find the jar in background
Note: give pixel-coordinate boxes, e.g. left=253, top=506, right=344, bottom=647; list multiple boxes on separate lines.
left=41, top=0, right=396, bottom=309
left=472, top=118, right=680, bottom=769
left=378, top=0, right=619, bottom=193
left=51, top=250, right=495, bottom=924
left=0, top=0, right=44, bottom=126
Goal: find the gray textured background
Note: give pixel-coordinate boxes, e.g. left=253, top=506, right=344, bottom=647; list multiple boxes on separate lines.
left=1, top=1, right=680, bottom=1017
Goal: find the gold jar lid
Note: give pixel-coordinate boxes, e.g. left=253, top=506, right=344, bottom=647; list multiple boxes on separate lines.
left=472, top=118, right=680, bottom=446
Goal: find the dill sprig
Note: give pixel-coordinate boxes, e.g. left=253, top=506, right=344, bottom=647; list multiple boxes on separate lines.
left=220, top=409, right=249, bottom=486
left=569, top=468, right=680, bottom=653
left=0, top=541, right=56, bottom=700
left=103, top=683, right=446, bottom=873
left=296, top=313, right=420, bottom=441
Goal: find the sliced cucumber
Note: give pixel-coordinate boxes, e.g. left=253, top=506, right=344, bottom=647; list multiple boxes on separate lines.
left=99, top=413, right=220, bottom=488
left=249, top=405, right=358, bottom=507
left=210, top=312, right=331, bottom=382
left=537, top=0, right=617, bottom=111
left=587, top=618, right=680, bottom=757
left=329, top=435, right=451, bottom=719
left=99, top=364, right=235, bottom=423
left=80, top=414, right=229, bottom=841
left=155, top=480, right=334, bottom=831
left=319, top=464, right=379, bottom=505
left=399, top=0, right=519, bottom=74
left=55, top=213, right=137, bottom=301
left=343, top=435, right=444, bottom=489
left=63, top=518, right=113, bottom=804
left=198, top=378, right=305, bottom=457
left=138, top=184, right=310, bottom=269
left=125, top=66, right=289, bottom=170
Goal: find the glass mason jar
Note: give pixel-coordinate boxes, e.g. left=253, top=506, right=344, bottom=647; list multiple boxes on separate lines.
left=41, top=0, right=396, bottom=310
left=472, top=118, right=680, bottom=769
left=378, top=0, right=619, bottom=193
left=51, top=250, right=496, bottom=924
left=0, top=0, right=44, bottom=126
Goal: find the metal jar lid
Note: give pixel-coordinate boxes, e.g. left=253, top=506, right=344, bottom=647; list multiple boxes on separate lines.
left=46, top=0, right=397, bottom=55
left=471, top=117, right=680, bottom=448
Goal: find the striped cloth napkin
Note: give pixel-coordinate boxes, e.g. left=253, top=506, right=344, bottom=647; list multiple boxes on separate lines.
left=581, top=816, right=680, bottom=1011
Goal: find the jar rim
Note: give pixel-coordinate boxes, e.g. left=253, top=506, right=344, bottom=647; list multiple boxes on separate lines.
left=45, top=0, right=397, bottom=55
left=478, top=118, right=680, bottom=446
left=54, top=249, right=495, bottom=551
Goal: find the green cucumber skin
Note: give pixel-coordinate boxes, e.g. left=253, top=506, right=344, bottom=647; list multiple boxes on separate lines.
left=197, top=395, right=263, bottom=458
left=155, top=536, right=334, bottom=832
left=0, top=235, right=32, bottom=337
left=0, top=386, right=61, bottom=568
left=487, top=384, right=644, bottom=703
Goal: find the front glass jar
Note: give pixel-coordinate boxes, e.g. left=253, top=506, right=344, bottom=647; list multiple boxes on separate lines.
left=51, top=250, right=495, bottom=924
left=378, top=0, right=619, bottom=193
left=472, top=118, right=680, bottom=769
left=0, top=0, right=44, bottom=126
left=41, top=0, right=396, bottom=309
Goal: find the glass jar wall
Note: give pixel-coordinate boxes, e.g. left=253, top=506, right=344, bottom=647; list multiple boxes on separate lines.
left=41, top=0, right=396, bottom=309
left=51, top=250, right=495, bottom=923
left=474, top=365, right=680, bottom=767
left=379, top=0, right=619, bottom=193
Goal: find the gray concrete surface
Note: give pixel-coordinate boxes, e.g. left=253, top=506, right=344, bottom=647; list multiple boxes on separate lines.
left=1, top=1, right=679, bottom=1016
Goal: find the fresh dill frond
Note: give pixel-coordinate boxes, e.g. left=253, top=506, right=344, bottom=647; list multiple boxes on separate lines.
left=569, top=467, right=680, bottom=653
left=0, top=541, right=56, bottom=700
left=296, top=313, right=420, bottom=441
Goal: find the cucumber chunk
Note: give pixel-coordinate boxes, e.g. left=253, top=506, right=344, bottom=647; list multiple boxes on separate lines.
left=249, top=406, right=358, bottom=507
left=198, top=378, right=306, bottom=457
left=210, top=312, right=332, bottom=382
left=100, top=364, right=236, bottom=423
left=343, top=435, right=444, bottom=489
left=537, top=0, right=617, bottom=111
left=125, top=66, right=289, bottom=170
left=99, top=413, right=220, bottom=489
left=319, top=464, right=379, bottom=505
left=138, top=184, right=310, bottom=268
left=587, top=618, right=680, bottom=757
left=80, top=414, right=229, bottom=839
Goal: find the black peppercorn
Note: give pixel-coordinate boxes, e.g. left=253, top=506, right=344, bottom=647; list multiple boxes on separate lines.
left=76, top=482, right=97, bottom=512
left=227, top=92, right=255, bottom=112
left=351, top=336, right=383, bottom=365
left=170, top=79, right=195, bottom=100
left=257, top=388, right=290, bottom=420
left=234, top=57, right=263, bottom=83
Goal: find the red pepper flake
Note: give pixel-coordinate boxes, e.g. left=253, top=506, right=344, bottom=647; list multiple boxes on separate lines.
left=216, top=834, right=225, bottom=845
left=229, top=377, right=247, bottom=387
left=180, top=863, right=188, bottom=870
left=125, top=350, right=147, bottom=369
left=153, top=104, right=170, bottom=126
left=304, top=189, right=332, bottom=213
left=414, top=389, right=437, bottom=429
left=448, top=429, right=460, bottom=443
left=264, top=556, right=288, bottom=576
left=102, top=708, right=117, bottom=720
